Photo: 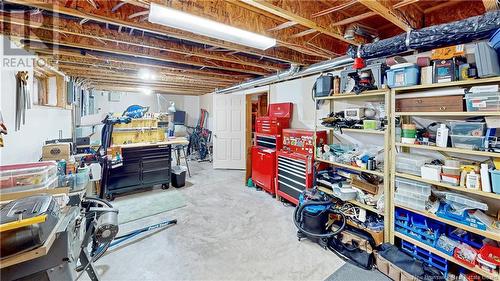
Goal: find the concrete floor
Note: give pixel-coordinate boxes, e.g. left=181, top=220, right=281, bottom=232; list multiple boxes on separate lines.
left=92, top=161, right=346, bottom=281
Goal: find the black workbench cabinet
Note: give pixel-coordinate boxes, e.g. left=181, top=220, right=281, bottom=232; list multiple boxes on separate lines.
left=104, top=144, right=171, bottom=200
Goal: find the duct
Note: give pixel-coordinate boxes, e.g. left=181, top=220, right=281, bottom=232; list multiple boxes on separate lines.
left=216, top=56, right=353, bottom=94
left=347, top=10, right=500, bottom=59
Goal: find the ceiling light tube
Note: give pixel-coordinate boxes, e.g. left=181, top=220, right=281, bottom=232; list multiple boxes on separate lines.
left=148, top=3, right=276, bottom=50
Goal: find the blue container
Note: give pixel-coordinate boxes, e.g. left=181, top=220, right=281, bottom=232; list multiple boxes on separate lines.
left=387, top=63, right=420, bottom=88
left=491, top=170, right=500, bottom=194
left=436, top=203, right=487, bottom=231
left=489, top=29, right=500, bottom=52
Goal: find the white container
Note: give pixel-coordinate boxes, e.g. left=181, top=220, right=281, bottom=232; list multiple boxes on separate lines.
left=441, top=174, right=460, bottom=186
left=442, top=166, right=461, bottom=176
left=396, top=153, right=434, bottom=176
left=436, top=124, right=449, bottom=147
left=480, top=164, right=492, bottom=193
left=421, top=165, right=442, bottom=182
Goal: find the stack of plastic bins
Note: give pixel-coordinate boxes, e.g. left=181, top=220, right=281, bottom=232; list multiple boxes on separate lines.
left=0, top=161, right=58, bottom=193
left=401, top=241, right=449, bottom=278
left=394, top=177, right=432, bottom=211
left=395, top=152, right=434, bottom=176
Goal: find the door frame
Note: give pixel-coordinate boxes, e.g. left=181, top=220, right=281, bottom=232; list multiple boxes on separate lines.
left=245, top=91, right=269, bottom=183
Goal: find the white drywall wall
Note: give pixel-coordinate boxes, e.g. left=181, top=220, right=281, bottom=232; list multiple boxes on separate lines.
left=0, top=37, right=72, bottom=164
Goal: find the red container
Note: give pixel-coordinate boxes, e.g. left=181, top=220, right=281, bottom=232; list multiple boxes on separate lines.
left=256, top=103, right=293, bottom=135
left=251, top=146, right=276, bottom=194
left=282, top=129, right=327, bottom=155
left=453, top=245, right=478, bottom=268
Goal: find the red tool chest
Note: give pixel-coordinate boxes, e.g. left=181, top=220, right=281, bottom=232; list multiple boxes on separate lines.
left=276, top=129, right=327, bottom=205
left=252, top=103, right=293, bottom=194
left=255, top=103, right=293, bottom=135
left=251, top=146, right=276, bottom=194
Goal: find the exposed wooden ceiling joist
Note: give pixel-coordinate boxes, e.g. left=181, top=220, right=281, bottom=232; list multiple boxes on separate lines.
left=5, top=0, right=326, bottom=63
left=331, top=11, right=377, bottom=27
left=1, top=22, right=271, bottom=76
left=357, top=0, right=417, bottom=31
left=32, top=47, right=254, bottom=81
left=1, top=12, right=285, bottom=72
left=91, top=84, right=208, bottom=95
left=482, top=0, right=499, bottom=11
left=311, top=0, right=357, bottom=18
left=235, top=0, right=357, bottom=46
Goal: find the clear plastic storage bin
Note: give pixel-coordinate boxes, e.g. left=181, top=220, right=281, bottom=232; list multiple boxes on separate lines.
left=449, top=121, right=486, bottom=136
left=396, top=153, right=434, bottom=176
left=450, top=135, right=486, bottom=150
left=394, top=193, right=427, bottom=211
left=58, top=169, right=90, bottom=192
left=395, top=188, right=430, bottom=201
left=395, top=177, right=432, bottom=196
left=465, top=92, right=500, bottom=112
left=0, top=162, right=58, bottom=193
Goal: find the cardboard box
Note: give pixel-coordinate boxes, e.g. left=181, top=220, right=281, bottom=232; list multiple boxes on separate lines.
left=42, top=143, right=71, bottom=161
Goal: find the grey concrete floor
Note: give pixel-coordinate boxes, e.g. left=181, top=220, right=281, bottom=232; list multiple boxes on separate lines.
left=92, top=161, right=346, bottom=281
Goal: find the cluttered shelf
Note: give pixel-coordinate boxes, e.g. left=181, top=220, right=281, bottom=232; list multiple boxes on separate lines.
left=320, top=127, right=386, bottom=135
left=395, top=111, right=500, bottom=117
left=317, top=186, right=383, bottom=215
left=315, top=89, right=388, bottom=100
left=395, top=204, right=500, bottom=241
left=394, top=232, right=499, bottom=280
left=395, top=172, right=500, bottom=201
left=395, top=143, right=500, bottom=158
left=316, top=158, right=384, bottom=177
left=392, top=76, right=500, bottom=93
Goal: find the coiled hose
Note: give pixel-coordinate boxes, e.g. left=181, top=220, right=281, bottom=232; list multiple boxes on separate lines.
left=293, top=200, right=346, bottom=238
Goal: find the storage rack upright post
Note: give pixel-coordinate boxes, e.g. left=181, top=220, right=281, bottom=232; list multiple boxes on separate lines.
left=389, top=76, right=500, bottom=280
left=313, top=88, right=392, bottom=243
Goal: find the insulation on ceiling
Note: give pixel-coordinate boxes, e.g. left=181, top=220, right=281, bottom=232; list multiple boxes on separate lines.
left=347, top=10, right=500, bottom=59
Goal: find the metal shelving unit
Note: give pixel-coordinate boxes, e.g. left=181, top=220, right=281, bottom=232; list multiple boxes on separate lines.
left=313, top=89, right=391, bottom=242
left=389, top=77, right=500, bottom=280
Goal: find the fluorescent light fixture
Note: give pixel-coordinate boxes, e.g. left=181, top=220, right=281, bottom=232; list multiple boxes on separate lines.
left=141, top=88, right=152, bottom=95
left=148, top=3, right=276, bottom=50
left=138, top=68, right=156, bottom=80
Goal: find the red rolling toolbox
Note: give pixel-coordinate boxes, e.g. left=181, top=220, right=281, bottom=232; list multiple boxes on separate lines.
left=251, top=146, right=276, bottom=194
left=255, top=103, right=293, bottom=135
left=276, top=129, right=327, bottom=205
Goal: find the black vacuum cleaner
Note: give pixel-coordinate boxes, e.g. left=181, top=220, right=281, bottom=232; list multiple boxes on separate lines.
left=293, top=189, right=346, bottom=249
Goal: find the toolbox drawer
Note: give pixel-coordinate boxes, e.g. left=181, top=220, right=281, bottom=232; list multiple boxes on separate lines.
left=107, top=173, right=141, bottom=190
left=142, top=169, right=170, bottom=185
left=396, top=95, right=464, bottom=112
left=122, top=146, right=170, bottom=159
left=142, top=156, right=170, bottom=170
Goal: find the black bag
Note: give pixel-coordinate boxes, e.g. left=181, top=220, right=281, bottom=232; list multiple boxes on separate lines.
left=328, top=225, right=375, bottom=270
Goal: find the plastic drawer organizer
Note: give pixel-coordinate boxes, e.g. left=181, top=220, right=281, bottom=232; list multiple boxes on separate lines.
left=465, top=91, right=500, bottom=112
left=0, top=161, right=58, bottom=193
left=396, top=153, right=434, bottom=176
left=394, top=177, right=431, bottom=211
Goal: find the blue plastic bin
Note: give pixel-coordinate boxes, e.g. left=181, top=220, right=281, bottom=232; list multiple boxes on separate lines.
left=387, top=63, right=420, bottom=88
left=491, top=170, right=500, bottom=194
left=489, top=29, right=500, bottom=52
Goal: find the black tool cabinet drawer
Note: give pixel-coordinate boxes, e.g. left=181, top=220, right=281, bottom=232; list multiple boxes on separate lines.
left=107, top=173, right=141, bottom=190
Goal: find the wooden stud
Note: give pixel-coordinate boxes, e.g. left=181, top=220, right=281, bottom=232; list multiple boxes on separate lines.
left=482, top=0, right=498, bottom=11
left=331, top=11, right=377, bottom=26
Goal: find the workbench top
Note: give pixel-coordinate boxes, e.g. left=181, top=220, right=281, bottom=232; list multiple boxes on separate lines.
left=111, top=137, right=189, bottom=149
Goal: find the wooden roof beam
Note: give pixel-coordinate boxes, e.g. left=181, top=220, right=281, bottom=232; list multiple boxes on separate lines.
left=5, top=0, right=323, bottom=64
left=482, top=0, right=499, bottom=11
left=357, top=0, right=417, bottom=31
left=236, top=0, right=357, bottom=45
left=331, top=11, right=377, bottom=26
left=311, top=0, right=357, bottom=18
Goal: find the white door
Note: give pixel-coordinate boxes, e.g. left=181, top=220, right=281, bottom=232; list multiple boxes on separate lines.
left=213, top=94, right=245, bottom=169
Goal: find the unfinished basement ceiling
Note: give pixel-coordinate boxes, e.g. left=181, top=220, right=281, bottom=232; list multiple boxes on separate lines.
left=0, top=0, right=492, bottom=95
